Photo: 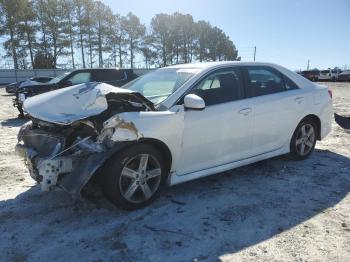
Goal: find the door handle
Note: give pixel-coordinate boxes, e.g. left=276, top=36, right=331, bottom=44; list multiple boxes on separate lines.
left=294, top=97, right=304, bottom=104
left=238, top=108, right=252, bottom=115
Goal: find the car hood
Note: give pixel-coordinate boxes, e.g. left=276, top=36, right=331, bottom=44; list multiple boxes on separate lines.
left=18, top=83, right=53, bottom=92
left=23, top=82, right=153, bottom=125
left=19, top=80, right=47, bottom=88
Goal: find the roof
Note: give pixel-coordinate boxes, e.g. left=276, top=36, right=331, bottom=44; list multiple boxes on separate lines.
left=71, top=68, right=134, bottom=72
left=166, top=61, right=283, bottom=70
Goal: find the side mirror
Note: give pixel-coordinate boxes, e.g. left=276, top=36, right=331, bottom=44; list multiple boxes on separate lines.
left=184, top=94, right=205, bottom=110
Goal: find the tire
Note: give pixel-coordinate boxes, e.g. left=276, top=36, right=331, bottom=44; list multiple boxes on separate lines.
left=101, top=144, right=167, bottom=210
left=289, top=118, right=317, bottom=160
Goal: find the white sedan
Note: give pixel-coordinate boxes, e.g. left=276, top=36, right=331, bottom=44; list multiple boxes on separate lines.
left=16, top=62, right=332, bottom=210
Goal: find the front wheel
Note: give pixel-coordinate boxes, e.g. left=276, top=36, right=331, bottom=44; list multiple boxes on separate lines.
left=101, top=144, right=167, bottom=210
left=289, top=119, right=317, bottom=160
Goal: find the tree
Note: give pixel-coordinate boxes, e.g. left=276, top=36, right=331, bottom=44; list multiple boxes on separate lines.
left=17, top=0, right=38, bottom=68
left=174, top=13, right=196, bottom=63
left=33, top=51, right=55, bottom=68
left=205, top=26, right=239, bottom=61
left=1, top=3, right=240, bottom=69
left=195, top=20, right=212, bottom=62
left=94, top=1, right=113, bottom=67
left=150, top=13, right=172, bottom=67
left=140, top=34, right=157, bottom=68
left=62, top=0, right=76, bottom=68
left=122, top=12, right=145, bottom=68
left=105, top=13, right=126, bottom=67
left=35, top=0, right=70, bottom=68
left=75, top=0, right=86, bottom=68
left=0, top=0, right=27, bottom=69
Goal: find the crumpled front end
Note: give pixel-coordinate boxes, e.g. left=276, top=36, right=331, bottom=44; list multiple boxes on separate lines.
left=15, top=82, right=154, bottom=197
left=16, top=119, right=101, bottom=194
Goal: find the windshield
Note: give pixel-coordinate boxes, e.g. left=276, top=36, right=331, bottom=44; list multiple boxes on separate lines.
left=123, top=68, right=200, bottom=104
left=48, top=72, right=70, bottom=84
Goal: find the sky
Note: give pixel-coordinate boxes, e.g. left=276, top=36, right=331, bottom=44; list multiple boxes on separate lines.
left=102, top=0, right=350, bottom=70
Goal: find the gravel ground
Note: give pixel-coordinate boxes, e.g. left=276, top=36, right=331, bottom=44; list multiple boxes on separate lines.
left=0, top=83, right=349, bottom=262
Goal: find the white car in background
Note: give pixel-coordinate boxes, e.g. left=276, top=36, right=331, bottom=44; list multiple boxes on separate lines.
left=319, top=68, right=342, bottom=81
left=16, top=62, right=333, bottom=210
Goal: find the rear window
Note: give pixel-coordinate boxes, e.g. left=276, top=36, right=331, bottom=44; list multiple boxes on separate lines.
left=244, top=66, right=298, bottom=97
left=321, top=70, right=329, bottom=73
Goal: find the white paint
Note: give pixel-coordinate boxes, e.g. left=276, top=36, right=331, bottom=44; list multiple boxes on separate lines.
left=100, top=62, right=332, bottom=186
left=183, top=94, right=205, bottom=109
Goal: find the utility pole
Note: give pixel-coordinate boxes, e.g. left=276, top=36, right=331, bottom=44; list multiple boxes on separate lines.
left=253, top=46, right=256, bottom=61
left=307, top=59, right=310, bottom=70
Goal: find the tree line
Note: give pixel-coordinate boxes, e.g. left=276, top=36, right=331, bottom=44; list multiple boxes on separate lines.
left=0, top=0, right=240, bottom=69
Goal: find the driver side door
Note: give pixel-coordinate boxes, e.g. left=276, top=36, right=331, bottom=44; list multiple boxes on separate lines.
left=176, top=67, right=254, bottom=176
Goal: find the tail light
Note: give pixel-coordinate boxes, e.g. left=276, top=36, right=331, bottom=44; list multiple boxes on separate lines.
left=328, top=88, right=333, bottom=98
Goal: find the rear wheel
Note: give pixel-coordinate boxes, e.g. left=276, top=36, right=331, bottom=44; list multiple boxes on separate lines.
left=102, top=144, right=166, bottom=210
left=289, top=119, right=317, bottom=160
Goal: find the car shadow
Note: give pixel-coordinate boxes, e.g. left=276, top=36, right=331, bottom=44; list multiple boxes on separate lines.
left=0, top=118, right=27, bottom=127
left=0, top=149, right=349, bottom=261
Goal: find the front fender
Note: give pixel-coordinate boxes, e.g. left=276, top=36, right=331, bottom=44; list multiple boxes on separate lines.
left=102, top=107, right=184, bottom=171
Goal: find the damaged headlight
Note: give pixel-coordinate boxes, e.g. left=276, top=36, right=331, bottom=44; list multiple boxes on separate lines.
left=18, top=121, right=65, bottom=157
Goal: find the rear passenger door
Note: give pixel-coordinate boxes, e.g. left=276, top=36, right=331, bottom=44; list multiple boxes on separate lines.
left=242, top=66, right=306, bottom=155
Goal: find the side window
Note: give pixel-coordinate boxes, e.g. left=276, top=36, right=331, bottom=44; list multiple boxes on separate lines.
left=94, top=70, right=126, bottom=82
left=245, top=67, right=285, bottom=97
left=284, top=76, right=298, bottom=90
left=189, top=69, right=242, bottom=106
left=68, top=72, right=91, bottom=85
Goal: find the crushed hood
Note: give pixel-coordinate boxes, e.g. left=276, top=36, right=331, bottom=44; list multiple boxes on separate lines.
left=24, top=82, right=152, bottom=125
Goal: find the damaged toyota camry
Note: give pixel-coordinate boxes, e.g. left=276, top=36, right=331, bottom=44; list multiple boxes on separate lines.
left=15, top=62, right=333, bottom=210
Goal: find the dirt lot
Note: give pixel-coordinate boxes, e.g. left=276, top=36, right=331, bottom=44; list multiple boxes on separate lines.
left=0, top=83, right=349, bottom=262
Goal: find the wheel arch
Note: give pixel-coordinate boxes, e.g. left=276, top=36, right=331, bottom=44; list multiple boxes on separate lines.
left=300, top=114, right=321, bottom=140
left=137, top=138, right=173, bottom=173
left=103, top=138, right=173, bottom=173
left=85, top=138, right=173, bottom=190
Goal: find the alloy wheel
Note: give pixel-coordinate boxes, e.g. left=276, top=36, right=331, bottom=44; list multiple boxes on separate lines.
left=295, top=123, right=315, bottom=156
left=119, top=154, right=162, bottom=203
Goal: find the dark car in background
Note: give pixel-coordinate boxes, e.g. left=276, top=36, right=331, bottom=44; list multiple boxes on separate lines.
left=338, top=70, right=350, bottom=82
left=14, top=68, right=139, bottom=117
left=5, top=76, right=53, bottom=94
left=299, top=69, right=320, bottom=81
